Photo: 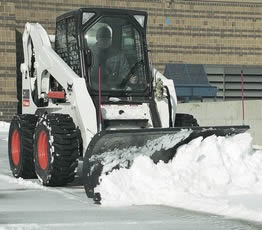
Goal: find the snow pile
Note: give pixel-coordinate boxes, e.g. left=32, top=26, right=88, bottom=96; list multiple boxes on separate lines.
left=96, top=133, right=262, bottom=221
left=0, top=121, right=10, bottom=132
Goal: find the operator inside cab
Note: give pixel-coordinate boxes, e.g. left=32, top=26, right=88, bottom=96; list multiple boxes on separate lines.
left=84, top=16, right=147, bottom=93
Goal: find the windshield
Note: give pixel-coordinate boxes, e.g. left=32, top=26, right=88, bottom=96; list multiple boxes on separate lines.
left=84, top=16, right=147, bottom=93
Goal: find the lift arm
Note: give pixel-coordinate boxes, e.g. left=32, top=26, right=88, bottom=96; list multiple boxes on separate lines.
left=20, top=23, right=98, bottom=152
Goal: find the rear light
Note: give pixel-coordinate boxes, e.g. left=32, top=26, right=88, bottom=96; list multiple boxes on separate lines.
left=23, top=99, right=30, bottom=107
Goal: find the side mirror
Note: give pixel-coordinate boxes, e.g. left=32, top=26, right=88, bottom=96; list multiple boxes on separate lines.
left=84, top=49, right=92, bottom=67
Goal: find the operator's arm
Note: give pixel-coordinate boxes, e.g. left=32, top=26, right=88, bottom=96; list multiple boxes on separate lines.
left=105, top=52, right=128, bottom=84
left=118, top=53, right=129, bottom=80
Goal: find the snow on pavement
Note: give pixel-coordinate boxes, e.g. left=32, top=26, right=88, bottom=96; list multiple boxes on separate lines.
left=0, top=121, right=9, bottom=132
left=0, top=121, right=9, bottom=141
left=0, top=174, right=89, bottom=203
left=96, top=132, right=262, bottom=222
left=2, top=121, right=262, bottom=223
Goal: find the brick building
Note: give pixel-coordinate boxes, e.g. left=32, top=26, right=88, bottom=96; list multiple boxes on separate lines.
left=0, top=0, right=262, bottom=120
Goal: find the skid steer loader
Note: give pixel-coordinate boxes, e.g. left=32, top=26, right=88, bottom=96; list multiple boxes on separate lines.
left=8, top=8, right=249, bottom=200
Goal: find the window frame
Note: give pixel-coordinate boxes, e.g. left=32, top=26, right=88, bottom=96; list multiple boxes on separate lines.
left=82, top=14, right=150, bottom=97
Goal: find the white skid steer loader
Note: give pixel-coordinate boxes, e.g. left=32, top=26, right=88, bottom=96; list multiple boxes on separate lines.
left=8, top=8, right=249, bottom=201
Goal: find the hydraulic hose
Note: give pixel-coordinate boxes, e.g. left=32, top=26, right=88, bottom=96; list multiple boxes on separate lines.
left=164, top=86, right=173, bottom=127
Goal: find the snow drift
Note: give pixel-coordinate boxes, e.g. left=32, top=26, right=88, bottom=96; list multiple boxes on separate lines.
left=96, top=133, right=262, bottom=222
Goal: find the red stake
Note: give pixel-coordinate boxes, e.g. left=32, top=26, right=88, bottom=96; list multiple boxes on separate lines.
left=98, top=65, right=102, bottom=132
left=241, top=70, right=245, bottom=125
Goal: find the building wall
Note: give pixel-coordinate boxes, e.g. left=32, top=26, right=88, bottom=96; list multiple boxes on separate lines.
left=176, top=100, right=262, bottom=146
left=0, top=0, right=262, bottom=120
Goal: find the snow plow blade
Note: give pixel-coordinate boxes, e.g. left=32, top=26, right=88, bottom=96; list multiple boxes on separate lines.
left=83, top=125, right=249, bottom=200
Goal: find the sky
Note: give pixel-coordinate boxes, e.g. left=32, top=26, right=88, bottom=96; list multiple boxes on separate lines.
left=2, top=121, right=262, bottom=224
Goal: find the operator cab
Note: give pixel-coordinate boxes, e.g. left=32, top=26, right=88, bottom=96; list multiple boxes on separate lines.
left=55, top=8, right=151, bottom=97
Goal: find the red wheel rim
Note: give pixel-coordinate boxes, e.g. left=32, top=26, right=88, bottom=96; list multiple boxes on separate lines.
left=37, top=131, right=49, bottom=170
left=11, top=129, right=20, bottom=166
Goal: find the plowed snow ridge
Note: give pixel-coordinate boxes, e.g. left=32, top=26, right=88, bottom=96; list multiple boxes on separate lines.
left=96, top=132, right=262, bottom=222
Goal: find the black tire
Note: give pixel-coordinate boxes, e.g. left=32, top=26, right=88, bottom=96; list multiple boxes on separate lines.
left=8, top=114, right=38, bottom=178
left=33, top=113, right=81, bottom=186
left=175, top=113, right=199, bottom=127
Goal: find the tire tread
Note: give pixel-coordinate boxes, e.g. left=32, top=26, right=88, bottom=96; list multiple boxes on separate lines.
left=35, top=113, right=81, bottom=186
left=8, top=114, right=38, bottom=179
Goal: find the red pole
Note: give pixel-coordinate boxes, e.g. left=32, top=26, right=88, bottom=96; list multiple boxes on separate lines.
left=98, top=65, right=102, bottom=132
left=241, top=70, right=245, bottom=125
